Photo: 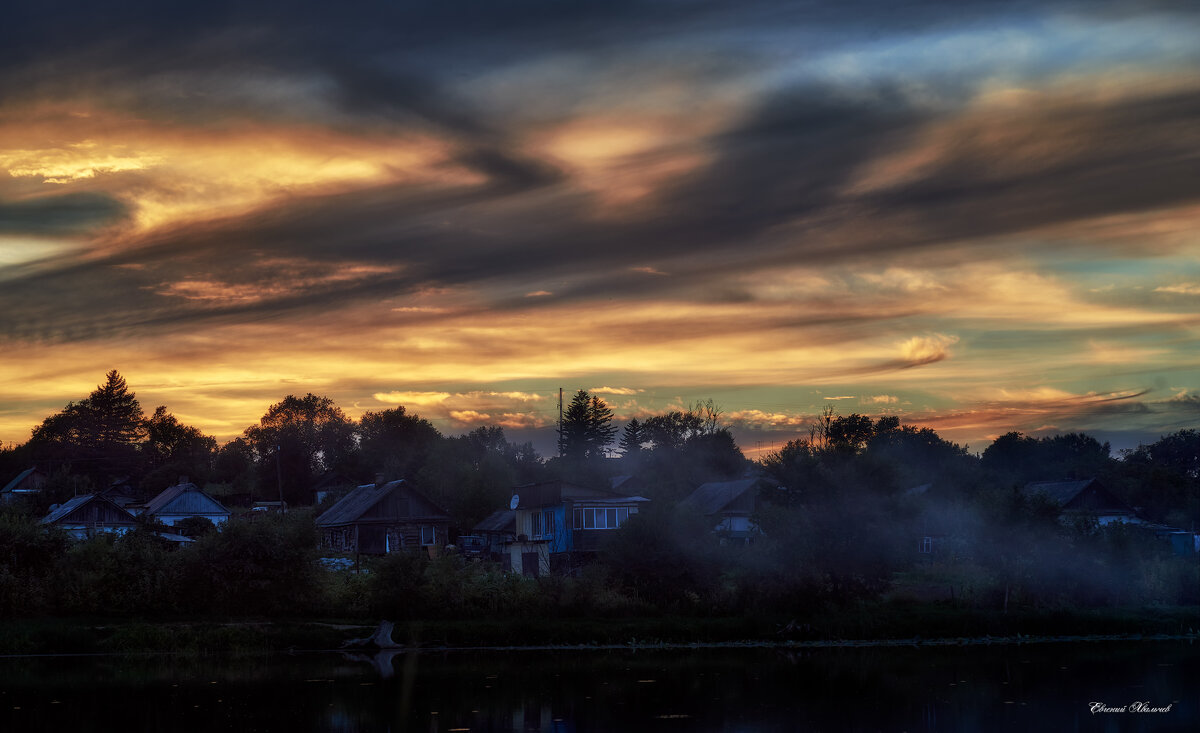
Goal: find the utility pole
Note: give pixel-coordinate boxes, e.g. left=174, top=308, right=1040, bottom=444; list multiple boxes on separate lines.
left=275, top=444, right=284, bottom=509
left=558, top=387, right=564, bottom=458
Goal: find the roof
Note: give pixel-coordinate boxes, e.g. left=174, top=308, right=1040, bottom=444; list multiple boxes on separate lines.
left=1022, top=478, right=1134, bottom=515
left=474, top=509, right=516, bottom=534
left=316, top=479, right=450, bottom=527
left=511, top=480, right=649, bottom=510
left=41, top=494, right=135, bottom=525
left=143, top=482, right=230, bottom=517
left=681, top=478, right=760, bottom=516
left=3, top=468, right=40, bottom=494
left=1023, top=479, right=1095, bottom=506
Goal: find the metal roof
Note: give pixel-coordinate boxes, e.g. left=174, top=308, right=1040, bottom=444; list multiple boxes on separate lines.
left=2, top=468, right=39, bottom=494
left=511, top=480, right=648, bottom=510
left=315, top=479, right=449, bottom=527
left=1022, top=479, right=1095, bottom=506
left=473, top=509, right=516, bottom=533
left=142, top=483, right=230, bottom=517
left=41, top=493, right=135, bottom=525
left=681, top=478, right=760, bottom=516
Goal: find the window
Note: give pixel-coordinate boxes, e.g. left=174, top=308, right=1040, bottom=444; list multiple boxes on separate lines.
left=573, top=506, right=636, bottom=530
left=543, top=510, right=555, bottom=537
left=420, top=525, right=436, bottom=546
left=530, top=511, right=542, bottom=537
left=920, top=536, right=932, bottom=554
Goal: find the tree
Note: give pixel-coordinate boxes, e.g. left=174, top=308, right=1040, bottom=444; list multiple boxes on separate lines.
left=142, top=406, right=217, bottom=490
left=557, top=390, right=617, bottom=461
left=618, top=419, right=647, bottom=457
left=243, top=394, right=355, bottom=506
left=28, top=370, right=147, bottom=480
left=356, top=406, right=441, bottom=479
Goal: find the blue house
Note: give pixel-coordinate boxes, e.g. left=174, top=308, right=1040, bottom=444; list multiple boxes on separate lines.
left=506, top=480, right=649, bottom=576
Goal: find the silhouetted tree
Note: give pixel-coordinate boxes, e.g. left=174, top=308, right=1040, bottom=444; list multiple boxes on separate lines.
left=618, top=419, right=646, bottom=457
left=356, top=406, right=441, bottom=479
left=142, top=406, right=217, bottom=490
left=557, top=390, right=617, bottom=460
left=28, top=370, right=147, bottom=480
left=243, top=394, right=355, bottom=506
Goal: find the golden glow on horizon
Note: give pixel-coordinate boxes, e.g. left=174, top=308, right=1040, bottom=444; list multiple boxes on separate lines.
left=0, top=106, right=472, bottom=233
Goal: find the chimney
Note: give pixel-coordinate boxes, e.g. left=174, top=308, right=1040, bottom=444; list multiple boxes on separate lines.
left=178, top=475, right=189, bottom=486
left=374, top=473, right=385, bottom=487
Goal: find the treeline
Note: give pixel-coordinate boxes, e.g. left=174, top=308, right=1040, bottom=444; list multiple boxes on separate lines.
left=3, top=372, right=1200, bottom=620
left=0, top=376, right=749, bottom=529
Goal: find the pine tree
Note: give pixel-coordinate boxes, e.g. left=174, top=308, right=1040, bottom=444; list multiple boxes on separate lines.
left=557, top=390, right=617, bottom=460
left=618, top=419, right=646, bottom=456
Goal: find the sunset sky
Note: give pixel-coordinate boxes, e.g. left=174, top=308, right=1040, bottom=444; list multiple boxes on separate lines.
left=3, top=1, right=1199, bottom=458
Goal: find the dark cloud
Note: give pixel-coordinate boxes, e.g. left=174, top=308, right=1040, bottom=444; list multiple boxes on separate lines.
left=4, top=1, right=1200, bottom=346
left=0, top=191, right=128, bottom=235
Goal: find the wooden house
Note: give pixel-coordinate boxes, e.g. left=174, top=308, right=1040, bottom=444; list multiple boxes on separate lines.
left=135, top=479, right=231, bottom=528
left=40, top=494, right=137, bottom=539
left=506, top=480, right=649, bottom=576
left=2, top=467, right=47, bottom=503
left=1022, top=478, right=1138, bottom=525
left=315, top=478, right=451, bottom=556
left=680, top=478, right=762, bottom=543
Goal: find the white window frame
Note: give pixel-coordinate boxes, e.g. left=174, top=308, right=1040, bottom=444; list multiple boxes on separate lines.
left=420, top=525, right=436, bottom=546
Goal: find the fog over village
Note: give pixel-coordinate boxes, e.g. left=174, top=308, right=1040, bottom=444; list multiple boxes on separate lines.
left=2, top=0, right=1200, bottom=730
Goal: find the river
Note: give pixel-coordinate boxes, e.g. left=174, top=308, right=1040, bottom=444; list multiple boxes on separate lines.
left=1, top=641, right=1196, bottom=731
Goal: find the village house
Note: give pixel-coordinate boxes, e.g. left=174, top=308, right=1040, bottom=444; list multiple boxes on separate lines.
left=315, top=477, right=451, bottom=557
left=1022, top=478, right=1139, bottom=525
left=132, top=478, right=231, bottom=528
left=40, top=493, right=138, bottom=539
left=506, top=480, right=649, bottom=577
left=2, top=467, right=47, bottom=503
left=680, top=478, right=763, bottom=544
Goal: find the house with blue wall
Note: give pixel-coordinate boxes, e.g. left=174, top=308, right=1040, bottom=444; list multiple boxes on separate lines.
left=505, top=480, right=649, bottom=576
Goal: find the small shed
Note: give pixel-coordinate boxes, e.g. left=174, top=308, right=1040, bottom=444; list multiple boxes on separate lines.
left=138, top=480, right=231, bottom=528
left=41, top=494, right=137, bottom=539
left=471, top=509, right=516, bottom=558
left=316, top=478, right=451, bottom=556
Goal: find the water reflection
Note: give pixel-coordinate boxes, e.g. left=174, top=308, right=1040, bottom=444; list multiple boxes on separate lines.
left=0, top=642, right=1197, bottom=731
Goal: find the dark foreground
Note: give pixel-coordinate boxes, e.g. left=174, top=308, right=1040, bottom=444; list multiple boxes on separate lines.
left=1, top=640, right=1198, bottom=732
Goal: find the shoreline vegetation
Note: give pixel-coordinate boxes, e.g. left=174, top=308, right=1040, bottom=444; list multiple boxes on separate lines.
left=3, top=605, right=1198, bottom=657
left=4, top=376, right=1200, bottom=663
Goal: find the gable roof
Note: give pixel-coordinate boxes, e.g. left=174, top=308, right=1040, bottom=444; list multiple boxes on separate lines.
left=142, top=482, right=229, bottom=517
left=1022, top=478, right=1134, bottom=515
left=3, top=468, right=43, bottom=494
left=681, top=478, right=760, bottom=516
left=316, top=479, right=450, bottom=527
left=41, top=493, right=136, bottom=526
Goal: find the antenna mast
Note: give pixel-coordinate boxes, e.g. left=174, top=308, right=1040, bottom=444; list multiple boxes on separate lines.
left=558, top=387, right=564, bottom=457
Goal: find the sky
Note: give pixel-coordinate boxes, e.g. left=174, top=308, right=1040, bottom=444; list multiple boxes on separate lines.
left=2, top=0, right=1199, bottom=458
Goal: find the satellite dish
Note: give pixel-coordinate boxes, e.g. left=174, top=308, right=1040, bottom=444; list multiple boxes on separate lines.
left=509, top=494, right=520, bottom=510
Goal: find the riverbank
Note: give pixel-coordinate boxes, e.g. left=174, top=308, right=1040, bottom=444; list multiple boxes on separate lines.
left=2, top=602, right=1197, bottom=655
